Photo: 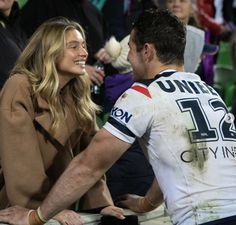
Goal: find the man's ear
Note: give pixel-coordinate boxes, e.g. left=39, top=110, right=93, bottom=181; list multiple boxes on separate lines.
left=143, top=43, right=156, bottom=62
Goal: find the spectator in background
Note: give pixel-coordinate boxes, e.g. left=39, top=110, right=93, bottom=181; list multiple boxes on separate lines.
left=0, top=0, right=26, bottom=89
left=184, top=25, right=219, bottom=73
left=195, top=0, right=234, bottom=85
left=165, top=0, right=219, bottom=85
left=102, top=0, right=157, bottom=41
left=165, top=0, right=198, bottom=27
left=196, top=0, right=234, bottom=40
left=184, top=25, right=205, bottom=73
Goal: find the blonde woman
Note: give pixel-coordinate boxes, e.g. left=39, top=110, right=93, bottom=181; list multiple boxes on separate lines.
left=0, top=17, right=123, bottom=225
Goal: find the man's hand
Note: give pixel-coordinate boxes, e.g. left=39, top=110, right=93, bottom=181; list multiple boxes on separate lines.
left=116, top=193, right=161, bottom=213
left=53, top=209, right=83, bottom=225
left=115, top=194, right=146, bottom=213
left=116, top=179, right=163, bottom=213
left=0, top=205, right=29, bottom=225
left=100, top=205, right=125, bottom=220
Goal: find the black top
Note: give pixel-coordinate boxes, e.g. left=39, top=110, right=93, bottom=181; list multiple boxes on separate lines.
left=20, top=0, right=108, bottom=65
left=0, top=2, right=26, bottom=89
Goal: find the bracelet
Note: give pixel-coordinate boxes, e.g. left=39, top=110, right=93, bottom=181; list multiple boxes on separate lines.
left=145, top=196, right=159, bottom=208
left=27, top=210, right=34, bottom=225
left=138, top=197, right=157, bottom=212
left=28, top=209, right=45, bottom=225
left=37, top=207, right=47, bottom=223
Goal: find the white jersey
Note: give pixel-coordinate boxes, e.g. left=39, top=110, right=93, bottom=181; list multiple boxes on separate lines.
left=103, top=70, right=236, bottom=225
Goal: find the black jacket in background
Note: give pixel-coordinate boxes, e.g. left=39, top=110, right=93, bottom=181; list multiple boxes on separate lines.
left=0, top=2, right=26, bottom=89
left=20, top=0, right=108, bottom=65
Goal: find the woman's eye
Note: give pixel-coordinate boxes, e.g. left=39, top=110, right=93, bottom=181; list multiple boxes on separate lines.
left=67, top=44, right=77, bottom=49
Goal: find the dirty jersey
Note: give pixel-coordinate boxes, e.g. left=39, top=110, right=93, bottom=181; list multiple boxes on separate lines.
left=103, top=70, right=236, bottom=225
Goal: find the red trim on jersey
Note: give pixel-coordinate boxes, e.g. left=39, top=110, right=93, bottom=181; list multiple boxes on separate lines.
left=131, top=85, right=151, bottom=98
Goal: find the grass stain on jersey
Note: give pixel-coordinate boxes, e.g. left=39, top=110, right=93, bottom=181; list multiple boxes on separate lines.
left=192, top=201, right=220, bottom=224
left=182, top=132, right=209, bottom=172
left=191, top=142, right=209, bottom=172
left=193, top=142, right=208, bottom=171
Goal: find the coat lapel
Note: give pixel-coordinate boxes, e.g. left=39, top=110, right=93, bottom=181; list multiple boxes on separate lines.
left=33, top=92, right=80, bottom=151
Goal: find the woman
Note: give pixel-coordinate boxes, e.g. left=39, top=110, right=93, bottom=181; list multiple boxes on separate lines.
left=19, top=0, right=108, bottom=105
left=0, top=17, right=123, bottom=225
left=165, top=0, right=197, bottom=26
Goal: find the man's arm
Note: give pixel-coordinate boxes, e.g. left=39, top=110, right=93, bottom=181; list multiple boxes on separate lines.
left=140, top=178, right=163, bottom=211
left=40, top=128, right=131, bottom=220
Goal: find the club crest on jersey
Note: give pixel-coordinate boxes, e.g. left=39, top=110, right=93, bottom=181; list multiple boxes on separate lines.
left=111, top=107, right=133, bottom=123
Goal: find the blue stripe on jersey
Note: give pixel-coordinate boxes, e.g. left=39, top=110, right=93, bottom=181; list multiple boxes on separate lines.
left=107, top=117, right=136, bottom=138
left=136, top=71, right=176, bottom=87
left=154, top=71, right=176, bottom=80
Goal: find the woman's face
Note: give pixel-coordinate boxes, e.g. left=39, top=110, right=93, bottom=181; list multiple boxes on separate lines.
left=56, top=29, right=88, bottom=78
left=0, top=0, right=14, bottom=16
left=166, top=0, right=192, bottom=24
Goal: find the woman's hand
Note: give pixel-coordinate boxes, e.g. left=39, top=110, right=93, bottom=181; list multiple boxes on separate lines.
left=53, top=209, right=83, bottom=225
left=100, top=205, right=125, bottom=220
left=0, top=205, right=29, bottom=225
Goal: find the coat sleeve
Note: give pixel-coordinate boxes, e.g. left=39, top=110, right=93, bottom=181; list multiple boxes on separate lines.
left=0, top=76, right=49, bottom=209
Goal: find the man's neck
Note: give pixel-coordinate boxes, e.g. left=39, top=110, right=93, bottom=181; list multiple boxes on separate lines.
left=146, top=62, right=184, bottom=79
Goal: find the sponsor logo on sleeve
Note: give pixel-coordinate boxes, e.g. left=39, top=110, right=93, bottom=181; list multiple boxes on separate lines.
left=111, top=107, right=133, bottom=124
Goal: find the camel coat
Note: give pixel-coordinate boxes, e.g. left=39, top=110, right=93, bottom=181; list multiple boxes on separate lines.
left=0, top=74, right=113, bottom=210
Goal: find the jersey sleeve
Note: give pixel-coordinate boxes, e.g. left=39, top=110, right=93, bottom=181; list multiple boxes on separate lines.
left=103, top=84, right=154, bottom=144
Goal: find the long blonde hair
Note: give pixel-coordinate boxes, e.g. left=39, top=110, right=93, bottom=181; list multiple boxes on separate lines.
left=11, top=17, right=99, bottom=134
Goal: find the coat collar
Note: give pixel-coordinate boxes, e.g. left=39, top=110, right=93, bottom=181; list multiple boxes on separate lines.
left=33, top=86, right=80, bottom=149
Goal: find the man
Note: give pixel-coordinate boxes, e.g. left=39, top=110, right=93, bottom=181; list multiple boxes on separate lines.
left=0, top=9, right=236, bottom=225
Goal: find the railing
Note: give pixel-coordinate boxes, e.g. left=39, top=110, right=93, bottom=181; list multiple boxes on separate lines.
left=0, top=205, right=172, bottom=225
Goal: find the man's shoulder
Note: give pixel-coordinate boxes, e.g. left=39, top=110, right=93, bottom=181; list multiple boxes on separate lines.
left=128, top=82, right=153, bottom=99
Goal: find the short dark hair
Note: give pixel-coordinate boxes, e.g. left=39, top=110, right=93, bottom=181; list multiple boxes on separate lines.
left=132, top=9, right=186, bottom=66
